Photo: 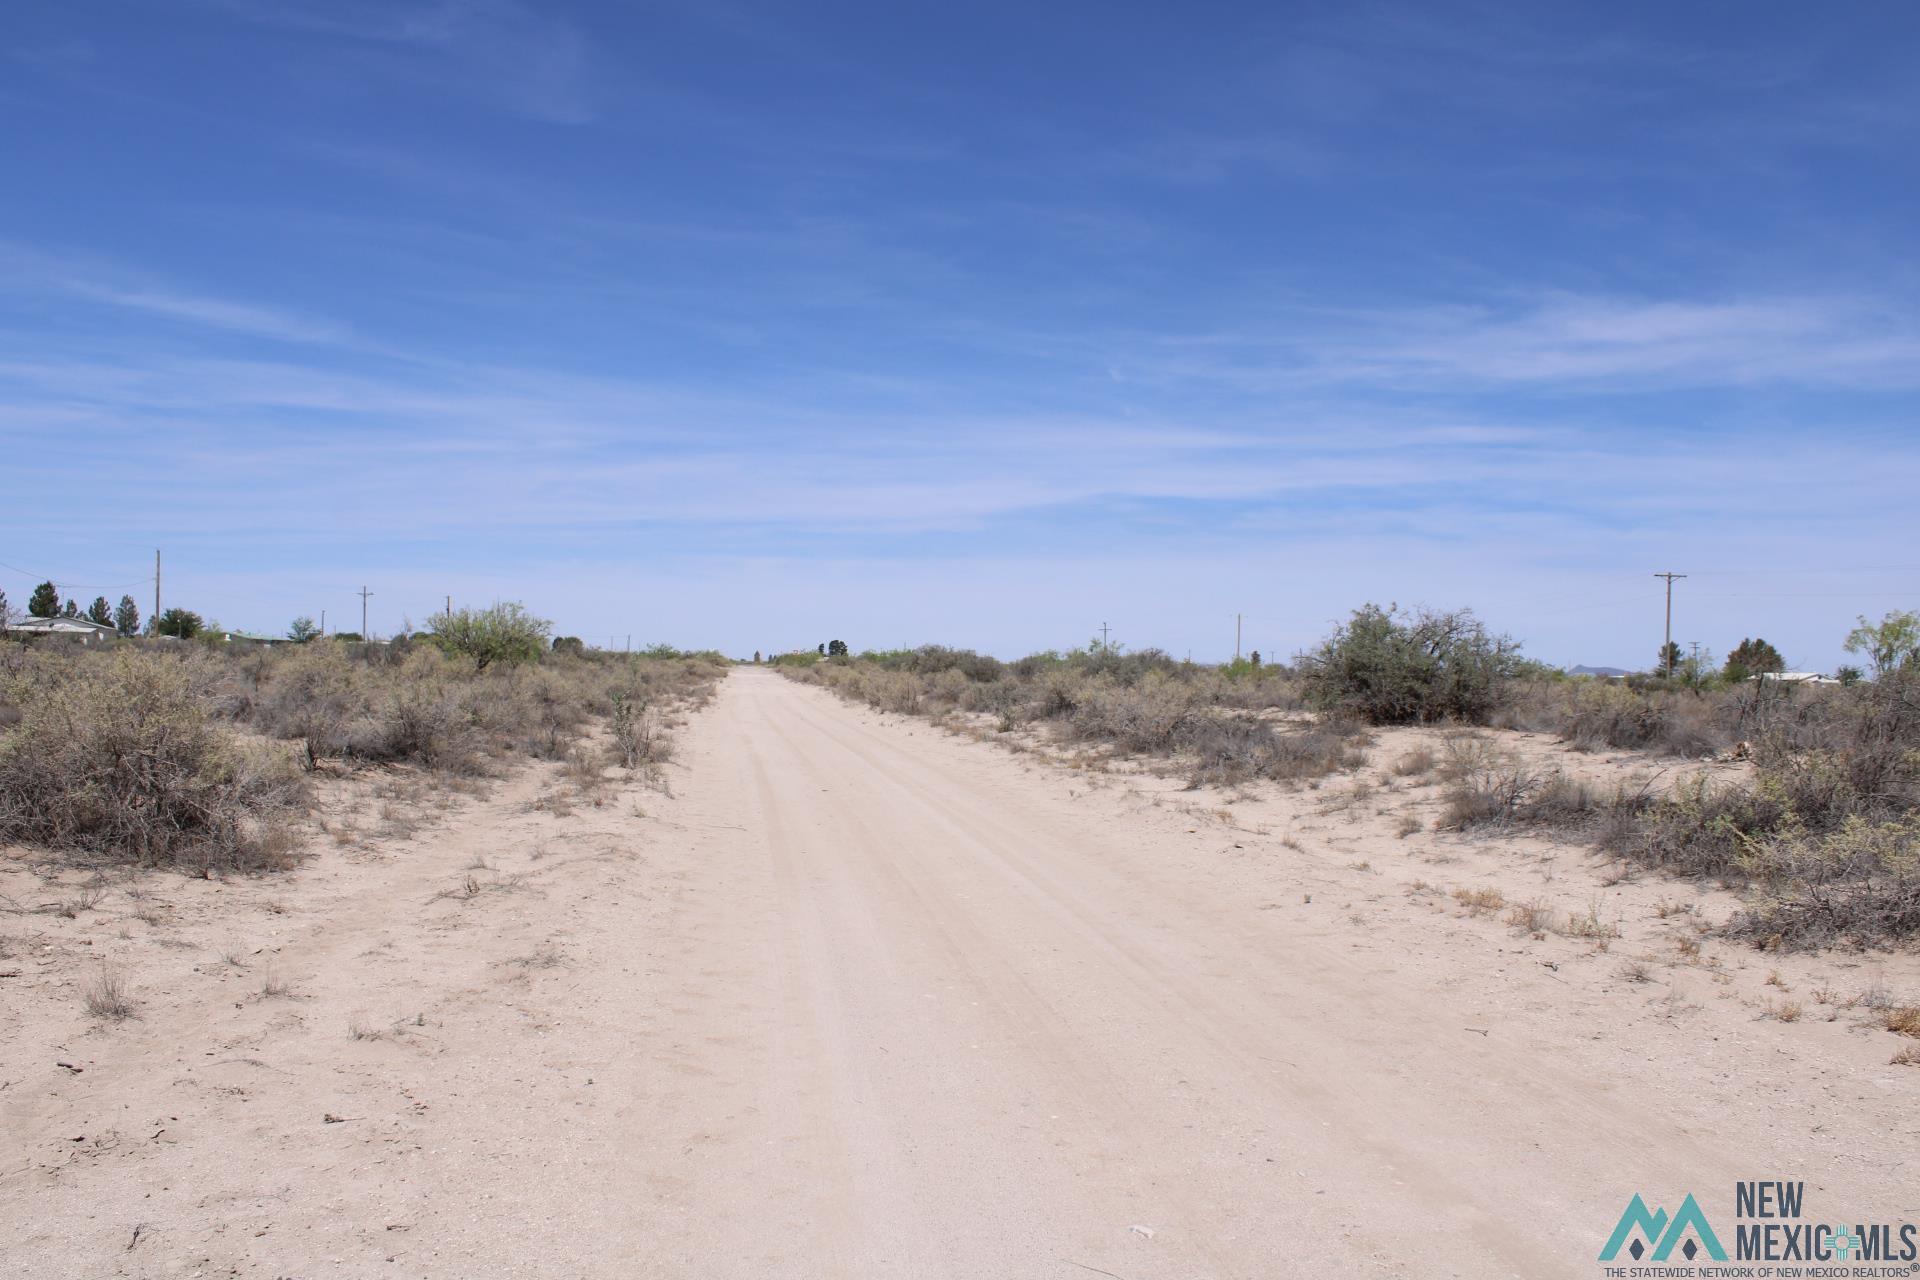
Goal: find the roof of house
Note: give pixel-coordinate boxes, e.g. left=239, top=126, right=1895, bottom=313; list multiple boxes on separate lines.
left=7, top=615, right=117, bottom=634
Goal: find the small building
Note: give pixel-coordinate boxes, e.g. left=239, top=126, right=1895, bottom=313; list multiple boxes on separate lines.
left=1759, top=671, right=1840, bottom=686
left=5, top=616, right=119, bottom=644
left=219, top=630, right=291, bottom=645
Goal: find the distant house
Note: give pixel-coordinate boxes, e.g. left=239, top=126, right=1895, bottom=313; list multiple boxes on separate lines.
left=6, top=616, right=118, bottom=644
left=1758, top=671, right=1839, bottom=686
left=218, top=630, right=291, bottom=645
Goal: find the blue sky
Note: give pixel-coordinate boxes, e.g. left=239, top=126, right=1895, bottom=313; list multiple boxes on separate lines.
left=3, top=1, right=1917, bottom=667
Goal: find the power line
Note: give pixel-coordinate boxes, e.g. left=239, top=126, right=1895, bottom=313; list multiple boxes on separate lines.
left=0, top=558, right=155, bottom=592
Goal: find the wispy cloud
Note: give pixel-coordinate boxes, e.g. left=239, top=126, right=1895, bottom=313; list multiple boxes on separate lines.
left=1, top=243, right=348, bottom=345
left=1104, top=294, right=1920, bottom=393
left=207, top=0, right=594, bottom=123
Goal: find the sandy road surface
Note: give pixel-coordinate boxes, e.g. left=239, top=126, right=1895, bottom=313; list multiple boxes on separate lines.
left=6, top=668, right=1914, bottom=1278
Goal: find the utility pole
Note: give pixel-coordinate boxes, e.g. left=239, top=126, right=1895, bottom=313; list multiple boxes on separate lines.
left=445, top=595, right=452, bottom=620
left=1653, top=572, right=1687, bottom=677
left=1235, top=613, right=1243, bottom=663
left=358, top=586, right=373, bottom=642
left=1099, top=621, right=1111, bottom=652
left=153, top=548, right=161, bottom=633
left=320, top=609, right=325, bottom=637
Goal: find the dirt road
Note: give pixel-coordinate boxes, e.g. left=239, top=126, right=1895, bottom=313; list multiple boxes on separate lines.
left=7, top=668, right=1914, bottom=1278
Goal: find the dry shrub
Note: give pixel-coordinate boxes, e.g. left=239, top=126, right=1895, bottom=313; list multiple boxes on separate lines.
left=1725, top=814, right=1920, bottom=949
left=1453, top=886, right=1506, bottom=914
left=83, top=963, right=135, bottom=1021
left=243, top=642, right=718, bottom=775
left=1392, top=747, right=1436, bottom=777
left=610, top=689, right=668, bottom=769
left=1507, top=899, right=1553, bottom=933
left=1609, top=674, right=1920, bottom=948
left=789, top=650, right=1352, bottom=788
left=1761, top=997, right=1804, bottom=1023
left=1500, top=679, right=1731, bottom=758
left=0, top=649, right=306, bottom=873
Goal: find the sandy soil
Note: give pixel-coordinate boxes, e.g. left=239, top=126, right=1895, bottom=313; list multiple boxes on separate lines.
left=3, top=668, right=1916, bottom=1278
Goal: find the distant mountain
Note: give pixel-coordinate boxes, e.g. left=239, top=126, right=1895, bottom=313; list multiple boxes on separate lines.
left=1566, top=665, right=1632, bottom=677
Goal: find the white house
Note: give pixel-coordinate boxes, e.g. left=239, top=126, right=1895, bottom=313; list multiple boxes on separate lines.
left=1758, top=671, right=1840, bottom=686
left=5, top=616, right=119, bottom=644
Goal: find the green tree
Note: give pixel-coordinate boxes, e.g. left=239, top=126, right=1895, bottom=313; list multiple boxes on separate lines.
left=287, top=616, right=321, bottom=643
left=1723, top=637, right=1785, bottom=681
left=551, top=635, right=586, bottom=656
left=425, top=601, right=551, bottom=670
left=1843, top=610, right=1920, bottom=678
left=154, top=607, right=205, bottom=639
left=62, top=598, right=78, bottom=618
left=1300, top=604, right=1522, bottom=725
left=114, top=595, right=140, bottom=637
left=1657, top=641, right=1682, bottom=676
left=827, top=639, right=849, bottom=657
left=87, top=596, right=113, bottom=627
left=27, top=581, right=58, bottom=617
left=1836, top=665, right=1864, bottom=687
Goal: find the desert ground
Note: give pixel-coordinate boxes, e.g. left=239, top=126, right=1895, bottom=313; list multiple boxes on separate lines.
left=3, top=667, right=1916, bottom=1278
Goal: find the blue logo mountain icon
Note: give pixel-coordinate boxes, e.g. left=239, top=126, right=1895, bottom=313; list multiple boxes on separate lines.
left=1600, top=1193, right=1729, bottom=1262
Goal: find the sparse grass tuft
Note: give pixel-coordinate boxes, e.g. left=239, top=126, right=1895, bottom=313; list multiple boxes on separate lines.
left=1453, top=886, right=1506, bottom=915
left=83, top=964, right=135, bottom=1021
left=1506, top=899, right=1554, bottom=934
left=1761, top=997, right=1804, bottom=1023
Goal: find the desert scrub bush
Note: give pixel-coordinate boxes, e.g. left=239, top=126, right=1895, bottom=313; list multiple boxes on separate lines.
left=424, top=602, right=551, bottom=671
left=1725, top=815, right=1920, bottom=949
left=1298, top=604, right=1522, bottom=726
left=0, top=649, right=306, bottom=872
left=783, top=646, right=1344, bottom=786
left=1604, top=673, right=1920, bottom=947
left=233, top=639, right=721, bottom=776
left=609, top=688, right=668, bottom=769
left=1440, top=761, right=1637, bottom=834
left=1506, top=679, right=1729, bottom=757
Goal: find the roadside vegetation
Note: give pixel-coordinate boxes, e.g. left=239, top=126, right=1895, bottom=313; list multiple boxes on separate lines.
left=780, top=605, right=1920, bottom=951
left=0, top=603, right=724, bottom=876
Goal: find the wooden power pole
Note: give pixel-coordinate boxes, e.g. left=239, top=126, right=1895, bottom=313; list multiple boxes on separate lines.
left=358, top=586, right=373, bottom=642
left=1654, top=572, right=1687, bottom=676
